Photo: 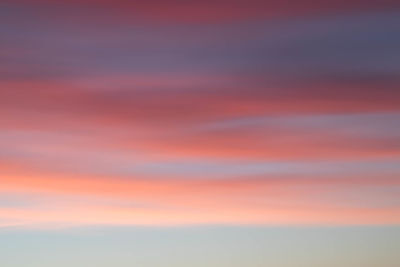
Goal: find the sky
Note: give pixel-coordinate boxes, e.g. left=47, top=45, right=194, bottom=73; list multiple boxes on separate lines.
left=0, top=0, right=399, bottom=266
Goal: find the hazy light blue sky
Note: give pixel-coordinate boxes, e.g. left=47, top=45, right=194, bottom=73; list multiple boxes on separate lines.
left=1, top=226, right=399, bottom=267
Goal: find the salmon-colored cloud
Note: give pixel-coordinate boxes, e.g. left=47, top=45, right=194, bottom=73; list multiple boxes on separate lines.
left=1, top=204, right=399, bottom=228
left=1, top=82, right=399, bottom=161
left=1, top=164, right=399, bottom=227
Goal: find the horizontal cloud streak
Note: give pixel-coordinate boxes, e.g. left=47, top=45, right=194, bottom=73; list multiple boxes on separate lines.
left=4, top=0, right=400, bottom=24
left=1, top=169, right=399, bottom=226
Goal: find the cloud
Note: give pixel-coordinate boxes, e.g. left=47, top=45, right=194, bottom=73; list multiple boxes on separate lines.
left=0, top=2, right=399, bottom=227
left=1, top=166, right=399, bottom=226
left=5, top=0, right=400, bottom=24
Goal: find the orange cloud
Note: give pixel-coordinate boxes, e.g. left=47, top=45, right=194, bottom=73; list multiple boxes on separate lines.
left=1, top=165, right=399, bottom=227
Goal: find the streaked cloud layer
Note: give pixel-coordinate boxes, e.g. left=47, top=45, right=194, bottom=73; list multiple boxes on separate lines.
left=0, top=0, right=399, bottom=228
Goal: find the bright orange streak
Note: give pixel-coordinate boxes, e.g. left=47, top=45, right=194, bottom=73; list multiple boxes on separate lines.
left=1, top=168, right=399, bottom=227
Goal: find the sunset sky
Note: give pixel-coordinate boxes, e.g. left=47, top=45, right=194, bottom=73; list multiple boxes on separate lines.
left=0, top=1, right=399, bottom=266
